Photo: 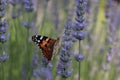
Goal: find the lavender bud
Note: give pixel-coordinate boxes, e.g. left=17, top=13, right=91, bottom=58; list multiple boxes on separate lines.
left=64, top=30, right=71, bottom=35
left=64, top=22, right=71, bottom=29
left=42, top=57, right=49, bottom=67
left=23, top=21, right=33, bottom=29
left=0, top=51, right=9, bottom=62
left=106, top=54, right=112, bottom=62
left=57, top=60, right=71, bottom=70
left=9, top=0, right=19, bottom=6
left=47, top=63, right=53, bottom=71
left=0, top=20, right=8, bottom=33
left=73, top=31, right=85, bottom=40
left=33, top=67, right=52, bottom=80
left=24, top=4, right=34, bottom=11
left=74, top=53, right=84, bottom=62
left=22, top=0, right=34, bottom=11
left=72, top=21, right=86, bottom=31
left=0, top=34, right=7, bottom=43
left=58, top=70, right=73, bottom=78
left=63, top=70, right=73, bottom=78
left=60, top=53, right=70, bottom=62
left=0, top=25, right=6, bottom=33
left=0, top=4, right=5, bottom=11
left=75, top=16, right=85, bottom=23
left=62, top=36, right=73, bottom=41
left=62, top=42, right=73, bottom=50
left=0, top=10, right=5, bottom=18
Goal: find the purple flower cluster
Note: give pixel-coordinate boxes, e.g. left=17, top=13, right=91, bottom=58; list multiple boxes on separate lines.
left=33, top=57, right=53, bottom=80
left=32, top=47, right=53, bottom=80
left=72, top=0, right=86, bottom=61
left=56, top=20, right=73, bottom=78
left=33, top=67, right=52, bottom=80
left=10, top=0, right=22, bottom=19
left=0, top=0, right=8, bottom=43
left=72, top=0, right=87, bottom=41
left=103, top=0, right=120, bottom=71
left=22, top=0, right=34, bottom=12
left=0, top=0, right=9, bottom=62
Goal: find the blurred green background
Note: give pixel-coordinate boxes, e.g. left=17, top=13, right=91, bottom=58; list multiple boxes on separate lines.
left=0, top=0, right=120, bottom=80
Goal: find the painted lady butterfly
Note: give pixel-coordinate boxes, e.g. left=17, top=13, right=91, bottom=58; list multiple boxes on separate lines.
left=32, top=35, right=60, bottom=61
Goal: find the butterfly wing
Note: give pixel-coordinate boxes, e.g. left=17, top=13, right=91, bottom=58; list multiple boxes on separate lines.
left=39, top=38, right=56, bottom=61
left=32, top=35, right=60, bottom=61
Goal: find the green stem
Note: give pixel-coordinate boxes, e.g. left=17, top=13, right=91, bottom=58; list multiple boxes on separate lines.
left=79, top=62, right=81, bottom=80
left=26, top=29, right=32, bottom=80
left=1, top=63, right=4, bottom=80
left=78, top=40, right=81, bottom=80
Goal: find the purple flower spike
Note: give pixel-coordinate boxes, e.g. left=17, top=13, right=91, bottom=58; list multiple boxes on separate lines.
left=22, top=0, right=34, bottom=11
left=33, top=67, right=52, bottom=80
left=0, top=34, right=7, bottom=43
left=0, top=51, right=9, bottom=62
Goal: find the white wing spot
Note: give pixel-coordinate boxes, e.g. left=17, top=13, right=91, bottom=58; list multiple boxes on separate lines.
left=38, top=40, right=40, bottom=42
left=40, top=36, right=43, bottom=40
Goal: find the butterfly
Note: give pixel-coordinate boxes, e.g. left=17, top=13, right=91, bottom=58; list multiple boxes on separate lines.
left=32, top=35, right=60, bottom=61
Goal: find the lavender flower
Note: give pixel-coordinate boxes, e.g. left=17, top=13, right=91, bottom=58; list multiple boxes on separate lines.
left=9, top=0, right=20, bottom=6
left=23, top=21, right=34, bottom=29
left=74, top=53, right=84, bottom=62
left=0, top=33, right=7, bottom=43
left=32, top=52, right=40, bottom=69
left=72, top=0, right=87, bottom=62
left=57, top=20, right=73, bottom=78
left=33, top=67, right=52, bottom=80
left=72, top=0, right=87, bottom=41
left=42, top=57, right=49, bottom=68
left=0, top=0, right=8, bottom=44
left=0, top=51, right=9, bottom=62
left=72, top=31, right=85, bottom=40
left=0, top=0, right=7, bottom=18
left=22, top=0, right=34, bottom=11
left=103, top=0, right=120, bottom=72
left=0, top=19, right=8, bottom=34
left=32, top=47, right=53, bottom=80
left=71, top=1, right=87, bottom=80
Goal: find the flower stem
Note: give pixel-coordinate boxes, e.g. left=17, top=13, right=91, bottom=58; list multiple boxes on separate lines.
left=78, top=40, right=81, bottom=80
left=1, top=63, right=4, bottom=80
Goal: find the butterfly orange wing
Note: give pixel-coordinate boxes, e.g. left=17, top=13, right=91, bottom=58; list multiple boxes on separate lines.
left=39, top=38, right=56, bottom=61
left=32, top=35, right=60, bottom=61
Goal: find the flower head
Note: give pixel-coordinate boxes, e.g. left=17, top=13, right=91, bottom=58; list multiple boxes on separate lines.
left=0, top=51, right=9, bottom=62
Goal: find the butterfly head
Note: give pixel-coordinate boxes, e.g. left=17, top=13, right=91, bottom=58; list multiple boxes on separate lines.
left=32, top=35, right=38, bottom=42
left=32, top=35, right=42, bottom=44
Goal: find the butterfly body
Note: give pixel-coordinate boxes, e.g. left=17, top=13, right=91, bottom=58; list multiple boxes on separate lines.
left=32, top=35, right=60, bottom=61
